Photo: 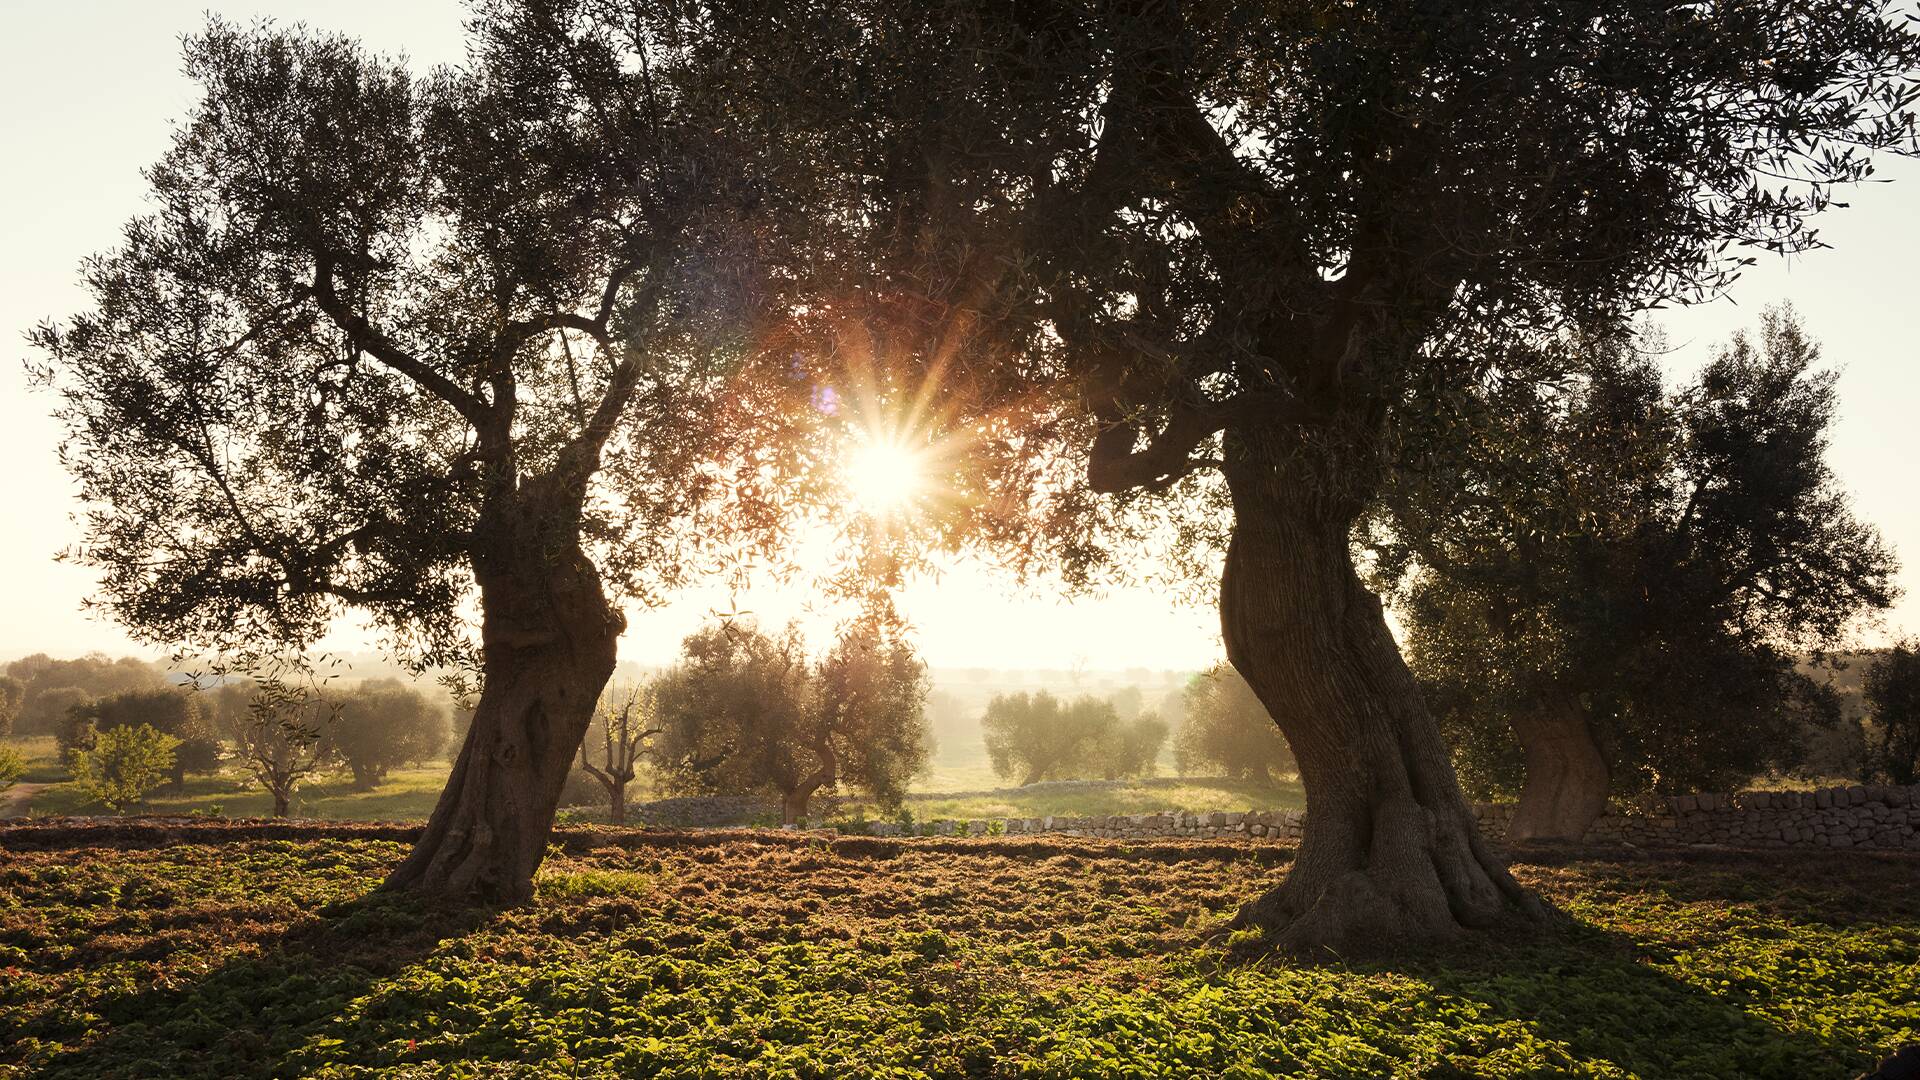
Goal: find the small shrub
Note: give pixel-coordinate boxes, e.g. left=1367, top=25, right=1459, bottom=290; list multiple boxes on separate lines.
left=0, top=745, right=23, bottom=793
left=71, top=723, right=178, bottom=813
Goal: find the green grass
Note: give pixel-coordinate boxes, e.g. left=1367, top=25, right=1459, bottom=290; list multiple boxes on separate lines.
left=4, top=737, right=1303, bottom=825
left=0, top=831, right=1914, bottom=1078
left=868, top=775, right=1306, bottom=822
left=0, top=736, right=65, bottom=784
left=16, top=764, right=453, bottom=820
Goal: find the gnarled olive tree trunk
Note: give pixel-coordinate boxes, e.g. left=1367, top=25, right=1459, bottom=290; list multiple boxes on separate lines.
left=1506, top=693, right=1610, bottom=843
left=384, top=485, right=623, bottom=904
left=1220, top=478, right=1546, bottom=954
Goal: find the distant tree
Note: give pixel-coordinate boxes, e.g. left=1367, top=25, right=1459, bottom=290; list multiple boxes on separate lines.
left=652, top=618, right=931, bottom=823
left=62, top=689, right=221, bottom=787
left=4, top=654, right=165, bottom=735
left=331, top=680, right=447, bottom=791
left=212, top=680, right=336, bottom=818
left=1176, top=665, right=1295, bottom=785
left=1108, top=686, right=1146, bottom=723
left=1374, top=313, right=1896, bottom=840
left=72, top=724, right=179, bottom=813
left=579, top=684, right=658, bottom=825
left=806, top=619, right=933, bottom=819
left=1864, top=642, right=1920, bottom=786
left=0, top=676, right=22, bottom=738
left=1096, top=713, right=1170, bottom=781
left=982, top=692, right=1114, bottom=786
left=0, top=746, right=22, bottom=795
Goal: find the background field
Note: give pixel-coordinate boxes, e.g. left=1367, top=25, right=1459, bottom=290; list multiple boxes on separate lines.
left=0, top=826, right=1913, bottom=1078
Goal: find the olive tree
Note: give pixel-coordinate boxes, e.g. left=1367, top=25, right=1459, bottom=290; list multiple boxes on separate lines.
left=578, top=683, right=658, bottom=825
left=331, top=679, right=447, bottom=791
left=211, top=678, right=336, bottom=818
left=652, top=617, right=931, bottom=823
left=1865, top=641, right=1920, bottom=785
left=1176, top=664, right=1295, bottom=785
left=33, top=10, right=788, bottom=900
left=704, top=0, right=1920, bottom=950
left=1374, top=313, right=1894, bottom=840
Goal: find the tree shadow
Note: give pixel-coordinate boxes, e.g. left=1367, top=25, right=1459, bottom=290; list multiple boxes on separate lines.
left=21, top=893, right=492, bottom=1079
left=1319, top=853, right=1917, bottom=1079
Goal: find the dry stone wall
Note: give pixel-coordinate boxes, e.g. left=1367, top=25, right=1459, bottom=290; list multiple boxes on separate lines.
left=854, top=782, right=1920, bottom=850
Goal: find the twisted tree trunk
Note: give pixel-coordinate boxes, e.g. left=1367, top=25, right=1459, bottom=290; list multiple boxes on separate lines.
left=1507, top=693, right=1610, bottom=843
left=1220, top=482, right=1547, bottom=954
left=383, top=489, right=623, bottom=904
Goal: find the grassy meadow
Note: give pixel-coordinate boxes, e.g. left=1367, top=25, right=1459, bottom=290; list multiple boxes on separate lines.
left=0, top=734, right=1304, bottom=826
left=0, top=825, right=1913, bottom=1078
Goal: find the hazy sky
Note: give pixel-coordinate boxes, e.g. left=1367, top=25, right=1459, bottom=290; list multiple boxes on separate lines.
left=4, top=4, right=1917, bottom=673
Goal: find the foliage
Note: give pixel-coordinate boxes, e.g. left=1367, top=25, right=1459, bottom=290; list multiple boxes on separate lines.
left=981, top=691, right=1165, bottom=786
left=209, top=679, right=337, bottom=817
left=0, top=676, right=21, bottom=739
left=0, top=745, right=22, bottom=793
left=68, top=723, right=180, bottom=812
left=329, top=679, right=446, bottom=791
left=2, top=654, right=165, bottom=736
left=28, top=14, right=786, bottom=671
left=1374, top=312, right=1896, bottom=798
left=1864, top=640, right=1920, bottom=785
left=59, top=689, right=221, bottom=785
left=1, top=833, right=1915, bottom=1078
left=1176, top=664, right=1296, bottom=783
left=651, top=617, right=931, bottom=821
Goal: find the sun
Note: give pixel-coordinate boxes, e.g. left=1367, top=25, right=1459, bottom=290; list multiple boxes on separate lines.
left=845, top=434, right=925, bottom=516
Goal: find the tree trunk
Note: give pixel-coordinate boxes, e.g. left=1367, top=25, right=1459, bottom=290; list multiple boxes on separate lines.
left=608, top=783, right=627, bottom=826
left=272, top=789, right=290, bottom=818
left=781, top=787, right=812, bottom=825
left=1219, top=484, right=1547, bottom=954
left=383, top=508, right=623, bottom=904
left=1506, top=693, right=1610, bottom=843
left=350, top=762, right=378, bottom=792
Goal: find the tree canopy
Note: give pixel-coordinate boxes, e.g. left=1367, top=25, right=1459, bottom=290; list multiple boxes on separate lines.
left=1865, top=641, right=1920, bottom=785
left=33, top=7, right=802, bottom=900
left=651, top=617, right=932, bottom=823
left=1373, top=311, right=1896, bottom=838
left=1176, top=664, right=1295, bottom=784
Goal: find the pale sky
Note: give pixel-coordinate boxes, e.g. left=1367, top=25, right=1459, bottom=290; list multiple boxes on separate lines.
left=3, top=3, right=1917, bottom=673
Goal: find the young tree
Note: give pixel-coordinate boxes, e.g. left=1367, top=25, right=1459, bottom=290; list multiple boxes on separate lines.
left=72, top=724, right=180, bottom=814
left=1176, top=664, right=1295, bottom=785
left=331, top=680, right=447, bottom=791
left=578, top=684, right=658, bottom=825
left=213, top=680, right=336, bottom=818
left=652, top=618, right=931, bottom=823
left=1375, top=314, right=1895, bottom=840
left=61, top=689, right=221, bottom=787
left=33, top=11, right=790, bottom=900
left=720, top=0, right=1920, bottom=949
left=0, top=746, right=22, bottom=795
left=0, top=676, right=23, bottom=738
left=1864, top=641, right=1920, bottom=786
left=981, top=691, right=1114, bottom=786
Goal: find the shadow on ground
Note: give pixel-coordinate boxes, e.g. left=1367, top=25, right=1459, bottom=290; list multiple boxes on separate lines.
left=22, top=894, right=489, bottom=1079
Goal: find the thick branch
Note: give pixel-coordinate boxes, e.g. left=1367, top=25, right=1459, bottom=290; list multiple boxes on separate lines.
left=310, top=255, right=489, bottom=426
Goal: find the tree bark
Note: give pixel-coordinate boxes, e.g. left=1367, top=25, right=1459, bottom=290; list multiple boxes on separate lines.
left=272, top=789, right=290, bottom=818
left=607, top=783, right=627, bottom=826
left=382, top=496, right=623, bottom=904
left=1219, top=483, right=1547, bottom=954
left=1506, top=693, right=1610, bottom=843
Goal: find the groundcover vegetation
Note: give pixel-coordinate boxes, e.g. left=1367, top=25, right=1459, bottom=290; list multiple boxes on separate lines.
left=0, top=825, right=1913, bottom=1078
